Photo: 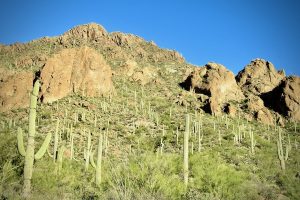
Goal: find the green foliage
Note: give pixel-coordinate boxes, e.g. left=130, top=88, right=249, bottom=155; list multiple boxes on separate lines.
left=0, top=58, right=299, bottom=199
left=102, top=154, right=185, bottom=199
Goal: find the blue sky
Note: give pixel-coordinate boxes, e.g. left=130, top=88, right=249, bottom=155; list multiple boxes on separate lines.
left=0, top=0, right=299, bottom=75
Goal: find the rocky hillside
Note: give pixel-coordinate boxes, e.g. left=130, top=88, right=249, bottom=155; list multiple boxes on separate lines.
left=0, top=23, right=299, bottom=199
left=0, top=23, right=299, bottom=125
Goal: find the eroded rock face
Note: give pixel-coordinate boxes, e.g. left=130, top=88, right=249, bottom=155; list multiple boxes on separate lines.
left=261, top=76, right=300, bottom=121
left=255, top=108, right=274, bottom=125
left=181, top=62, right=244, bottom=115
left=0, top=70, right=34, bottom=112
left=236, top=59, right=285, bottom=95
left=40, top=46, right=114, bottom=103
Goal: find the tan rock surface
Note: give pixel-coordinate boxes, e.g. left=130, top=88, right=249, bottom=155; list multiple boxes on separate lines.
left=131, top=66, right=158, bottom=85
left=0, top=70, right=34, bottom=112
left=119, top=60, right=138, bottom=76
left=40, top=46, right=114, bottom=103
left=255, top=108, right=274, bottom=125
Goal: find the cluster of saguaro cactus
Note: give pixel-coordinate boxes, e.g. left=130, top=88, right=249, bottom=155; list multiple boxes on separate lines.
left=17, top=80, right=52, bottom=198
left=89, top=133, right=103, bottom=185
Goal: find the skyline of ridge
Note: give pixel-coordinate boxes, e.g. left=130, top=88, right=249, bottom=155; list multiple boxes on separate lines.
left=0, top=0, right=299, bottom=76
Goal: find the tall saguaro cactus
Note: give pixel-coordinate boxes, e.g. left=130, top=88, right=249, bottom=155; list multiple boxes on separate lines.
left=277, top=128, right=286, bottom=171
left=17, top=80, right=52, bottom=198
left=89, top=133, right=103, bottom=185
left=95, top=134, right=103, bottom=185
left=183, top=114, right=190, bottom=188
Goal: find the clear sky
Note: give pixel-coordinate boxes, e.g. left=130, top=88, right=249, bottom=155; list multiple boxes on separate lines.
left=0, top=0, right=299, bottom=75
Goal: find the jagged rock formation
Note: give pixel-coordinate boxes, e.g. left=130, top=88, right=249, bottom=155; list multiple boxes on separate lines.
left=40, top=46, right=114, bottom=103
left=180, top=62, right=244, bottom=116
left=56, top=23, right=185, bottom=64
left=58, top=23, right=108, bottom=45
left=0, top=69, right=34, bottom=112
left=236, top=59, right=285, bottom=95
left=180, top=59, right=300, bottom=124
left=261, top=76, right=300, bottom=121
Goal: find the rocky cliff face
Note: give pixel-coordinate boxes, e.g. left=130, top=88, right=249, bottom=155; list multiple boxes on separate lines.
left=181, top=59, right=299, bottom=124
left=40, top=46, right=114, bottom=103
left=180, top=63, right=244, bottom=116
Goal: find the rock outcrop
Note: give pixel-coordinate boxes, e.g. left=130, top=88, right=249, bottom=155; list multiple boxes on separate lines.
left=181, top=62, right=244, bottom=115
left=40, top=46, right=114, bottom=103
left=255, top=108, right=274, bottom=125
left=0, top=70, right=34, bottom=112
left=261, top=76, right=300, bottom=121
left=117, top=59, right=159, bottom=85
left=131, top=66, right=158, bottom=85
left=118, top=60, right=138, bottom=77
left=58, top=23, right=108, bottom=46
left=236, top=59, right=285, bottom=95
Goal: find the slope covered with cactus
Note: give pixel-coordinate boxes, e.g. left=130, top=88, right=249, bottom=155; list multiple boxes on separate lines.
left=0, top=23, right=299, bottom=200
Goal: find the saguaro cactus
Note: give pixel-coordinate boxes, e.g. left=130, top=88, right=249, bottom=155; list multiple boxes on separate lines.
left=17, top=80, right=52, bottom=197
left=277, top=128, right=286, bottom=171
left=95, top=134, right=103, bottom=185
left=84, top=131, right=92, bottom=171
left=183, top=114, right=190, bottom=188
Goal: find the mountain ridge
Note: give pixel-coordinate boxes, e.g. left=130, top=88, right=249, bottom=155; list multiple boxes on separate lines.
left=0, top=23, right=299, bottom=124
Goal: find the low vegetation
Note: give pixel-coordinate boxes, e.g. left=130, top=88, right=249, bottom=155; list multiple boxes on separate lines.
left=0, top=72, right=299, bottom=200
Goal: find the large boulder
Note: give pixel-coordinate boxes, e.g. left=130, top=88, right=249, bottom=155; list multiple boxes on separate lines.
left=236, top=59, right=285, bottom=95
left=261, top=76, right=300, bottom=121
left=181, top=62, right=244, bottom=115
left=40, top=46, right=114, bottom=103
left=0, top=69, right=34, bottom=112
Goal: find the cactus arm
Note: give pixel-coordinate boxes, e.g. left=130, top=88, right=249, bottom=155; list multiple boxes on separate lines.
left=47, top=145, right=53, bottom=158
left=17, top=127, right=26, bottom=157
left=34, top=132, right=52, bottom=160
